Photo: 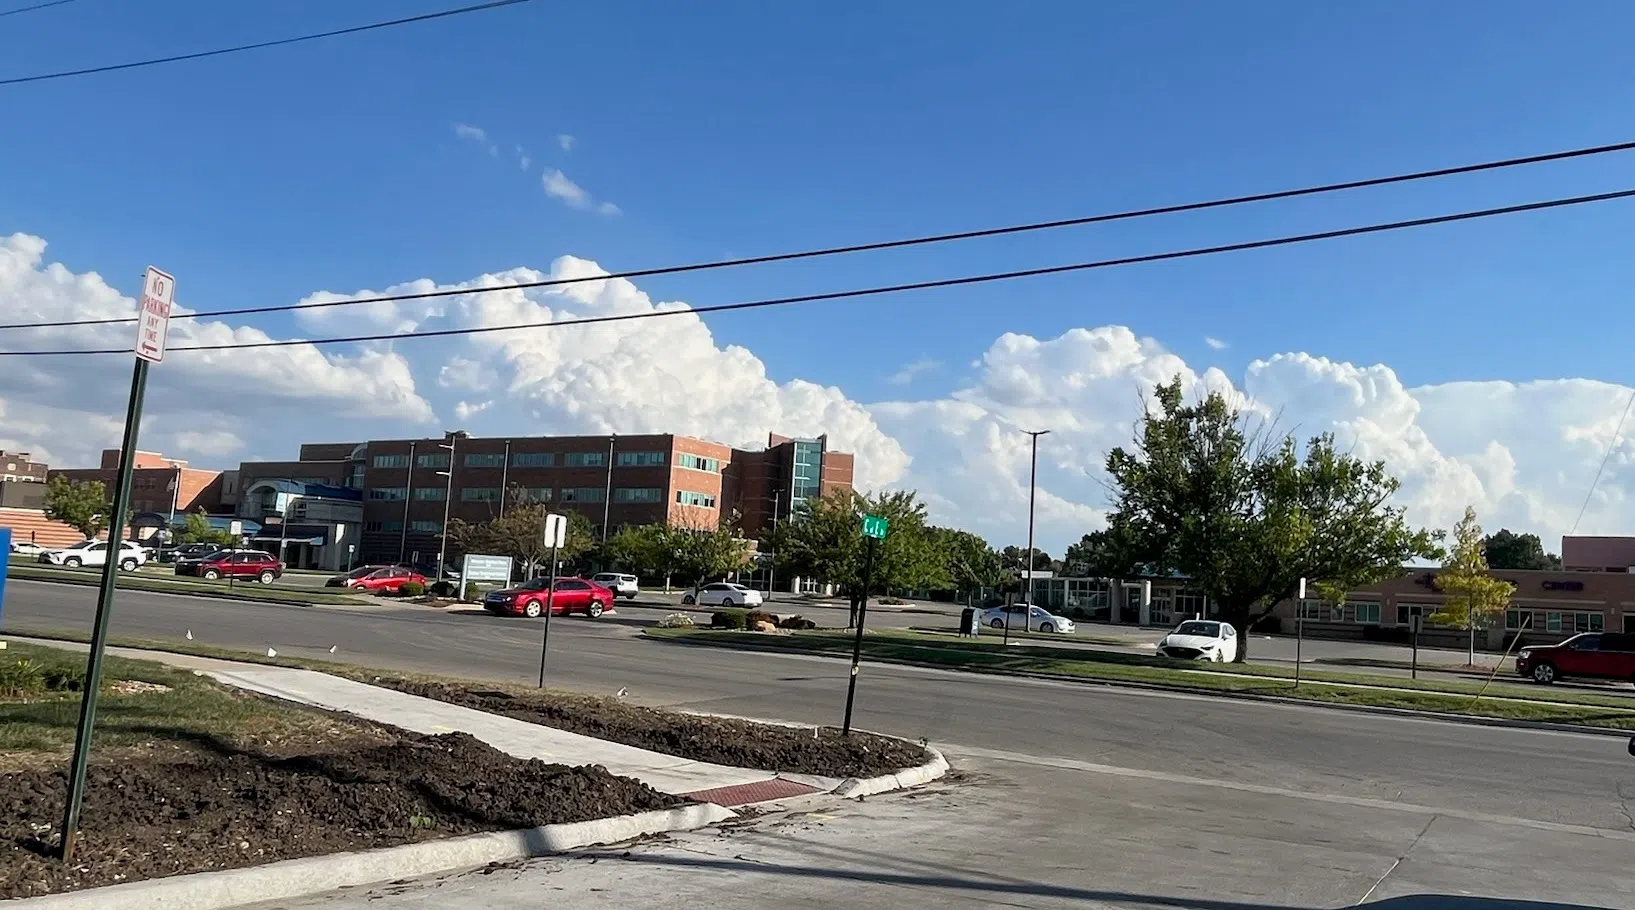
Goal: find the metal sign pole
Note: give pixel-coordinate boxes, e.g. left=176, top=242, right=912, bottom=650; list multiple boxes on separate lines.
left=60, top=357, right=151, bottom=861
left=842, top=535, right=878, bottom=736
left=1295, top=578, right=1306, bottom=689
left=537, top=542, right=560, bottom=688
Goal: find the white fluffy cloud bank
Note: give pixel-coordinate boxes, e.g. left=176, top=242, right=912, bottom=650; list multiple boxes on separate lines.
left=2, top=231, right=1628, bottom=556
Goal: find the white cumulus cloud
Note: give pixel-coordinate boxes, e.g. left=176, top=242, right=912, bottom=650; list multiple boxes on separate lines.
left=541, top=168, right=617, bottom=215
left=1205, top=336, right=1228, bottom=350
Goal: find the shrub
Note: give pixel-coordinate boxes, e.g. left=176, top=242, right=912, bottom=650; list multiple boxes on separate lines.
left=399, top=580, right=425, bottom=597
left=462, top=581, right=479, bottom=601
left=711, top=608, right=748, bottom=630
left=745, top=610, right=776, bottom=629
left=658, top=612, right=695, bottom=628
left=0, top=658, right=46, bottom=698
left=429, top=580, right=456, bottom=597
left=879, top=597, right=906, bottom=605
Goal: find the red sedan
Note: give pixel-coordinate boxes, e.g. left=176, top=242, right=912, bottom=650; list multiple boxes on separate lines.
left=482, top=577, right=616, bottom=618
left=327, top=565, right=426, bottom=593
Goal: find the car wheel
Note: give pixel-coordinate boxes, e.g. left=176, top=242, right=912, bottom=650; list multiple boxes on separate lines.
left=523, top=600, right=543, bottom=618
left=588, top=602, right=605, bottom=618
left=203, top=569, right=220, bottom=581
left=258, top=571, right=275, bottom=585
left=1532, top=662, right=1557, bottom=684
left=721, top=597, right=735, bottom=607
left=989, top=618, right=1005, bottom=629
left=63, top=557, right=81, bottom=568
left=681, top=594, right=695, bottom=605
left=119, top=558, right=138, bottom=572
left=1040, top=622, right=1054, bottom=634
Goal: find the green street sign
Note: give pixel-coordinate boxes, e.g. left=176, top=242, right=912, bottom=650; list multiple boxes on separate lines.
left=862, top=514, right=889, bottom=540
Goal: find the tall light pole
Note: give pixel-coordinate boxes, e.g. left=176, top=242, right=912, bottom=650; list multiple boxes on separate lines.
left=166, top=462, right=181, bottom=538
left=435, top=434, right=457, bottom=581
left=766, top=486, right=782, bottom=600
left=497, top=439, right=512, bottom=519
left=1006, top=429, right=1050, bottom=646
left=601, top=434, right=616, bottom=551
left=397, top=441, right=416, bottom=563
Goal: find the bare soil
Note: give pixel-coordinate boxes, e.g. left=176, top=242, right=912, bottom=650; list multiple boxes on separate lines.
left=371, top=678, right=930, bottom=778
left=0, top=732, right=679, bottom=900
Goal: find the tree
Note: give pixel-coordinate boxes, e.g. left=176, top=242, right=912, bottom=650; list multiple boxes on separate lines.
left=1104, top=378, right=1442, bottom=660
left=176, top=509, right=232, bottom=546
left=1061, top=521, right=1149, bottom=578
left=927, top=526, right=1007, bottom=605
left=43, top=475, right=112, bottom=540
left=668, top=510, right=755, bottom=592
left=1000, top=545, right=1052, bottom=572
left=1482, top=528, right=1561, bottom=571
left=772, top=488, right=946, bottom=626
left=1433, top=506, right=1516, bottom=666
left=447, top=505, right=594, bottom=578
left=606, top=523, right=676, bottom=584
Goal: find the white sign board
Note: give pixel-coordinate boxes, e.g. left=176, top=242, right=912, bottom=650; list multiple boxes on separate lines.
left=542, top=512, right=568, bottom=549
left=134, top=266, right=175, bottom=363
left=461, top=554, right=514, bottom=586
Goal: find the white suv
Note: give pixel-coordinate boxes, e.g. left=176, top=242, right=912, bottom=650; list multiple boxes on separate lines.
left=41, top=540, right=148, bottom=571
left=592, top=572, right=640, bottom=600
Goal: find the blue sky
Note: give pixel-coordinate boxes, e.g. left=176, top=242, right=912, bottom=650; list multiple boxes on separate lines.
left=3, top=1, right=1635, bottom=549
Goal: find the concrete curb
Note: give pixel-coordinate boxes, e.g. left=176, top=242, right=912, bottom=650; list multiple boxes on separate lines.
left=11, top=803, right=736, bottom=910
left=833, top=746, right=949, bottom=799
left=644, top=634, right=1635, bottom=740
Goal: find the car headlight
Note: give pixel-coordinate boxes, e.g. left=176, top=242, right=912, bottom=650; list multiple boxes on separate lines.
left=1517, top=649, right=1532, bottom=660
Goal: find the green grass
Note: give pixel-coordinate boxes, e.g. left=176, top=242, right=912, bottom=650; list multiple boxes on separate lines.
left=0, top=642, right=383, bottom=766
left=643, top=627, right=1635, bottom=726
left=6, top=563, right=366, bottom=606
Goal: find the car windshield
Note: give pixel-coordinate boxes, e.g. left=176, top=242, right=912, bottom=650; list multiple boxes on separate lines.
left=1174, top=621, right=1221, bottom=637
left=518, top=578, right=551, bottom=591
left=345, top=566, right=378, bottom=579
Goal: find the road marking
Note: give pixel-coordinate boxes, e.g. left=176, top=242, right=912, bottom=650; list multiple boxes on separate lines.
left=945, top=743, right=1635, bottom=842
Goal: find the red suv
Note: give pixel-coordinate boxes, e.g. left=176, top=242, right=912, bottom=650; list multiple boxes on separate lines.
left=482, top=577, right=615, bottom=618
left=176, top=550, right=285, bottom=584
left=1516, top=632, right=1635, bottom=684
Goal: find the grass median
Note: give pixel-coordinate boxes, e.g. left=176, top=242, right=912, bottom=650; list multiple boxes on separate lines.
left=6, top=563, right=367, bottom=606
left=643, top=627, right=1635, bottom=730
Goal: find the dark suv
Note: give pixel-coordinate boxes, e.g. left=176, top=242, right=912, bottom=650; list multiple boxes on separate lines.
left=1515, top=632, right=1635, bottom=685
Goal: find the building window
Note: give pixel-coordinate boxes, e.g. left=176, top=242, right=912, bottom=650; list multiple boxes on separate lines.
left=409, top=520, right=442, bottom=533
left=564, top=451, right=606, bottom=467
left=416, top=452, right=450, bottom=469
left=1574, top=612, right=1604, bottom=633
left=791, top=440, right=822, bottom=505
left=372, top=454, right=409, bottom=469
left=677, top=453, right=719, bottom=473
left=560, top=487, right=606, bottom=503
left=364, top=520, right=403, bottom=532
left=676, top=490, right=716, bottom=508
left=460, top=487, right=500, bottom=502
left=512, top=452, right=555, bottom=467
left=615, top=487, right=663, bottom=503
left=617, top=451, right=666, bottom=467
left=1546, top=611, right=1562, bottom=633
left=368, top=487, right=406, bottom=501
left=464, top=453, right=506, bottom=468
left=516, top=487, right=551, bottom=502
left=1398, top=603, right=1437, bottom=626
left=413, top=487, right=446, bottom=501
left=1296, top=599, right=1326, bottom=621
left=1352, top=602, right=1381, bottom=625
left=1506, top=609, right=1534, bottom=631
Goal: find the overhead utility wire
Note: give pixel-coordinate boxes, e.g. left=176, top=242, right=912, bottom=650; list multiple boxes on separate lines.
left=9, top=186, right=1633, bottom=358
left=1569, top=387, right=1635, bottom=536
left=0, top=0, right=535, bottom=87
left=0, top=0, right=76, bottom=19
left=3, top=137, right=1634, bottom=332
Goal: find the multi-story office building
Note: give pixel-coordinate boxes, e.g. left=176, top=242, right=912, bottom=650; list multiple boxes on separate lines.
left=0, top=450, right=47, bottom=484
left=49, top=450, right=224, bottom=517
left=248, top=432, right=855, bottom=567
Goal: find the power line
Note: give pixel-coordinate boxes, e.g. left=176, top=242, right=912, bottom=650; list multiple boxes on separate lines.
left=1568, top=387, right=1635, bottom=536
left=5, top=137, right=1635, bottom=332
left=0, top=0, right=76, bottom=19
left=0, top=0, right=535, bottom=87
left=9, top=186, right=1633, bottom=358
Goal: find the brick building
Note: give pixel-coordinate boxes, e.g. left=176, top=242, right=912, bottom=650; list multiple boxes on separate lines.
left=0, top=450, right=47, bottom=484
left=49, top=450, right=224, bottom=523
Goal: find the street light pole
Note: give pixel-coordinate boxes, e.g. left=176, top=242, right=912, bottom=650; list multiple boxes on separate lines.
left=498, top=439, right=512, bottom=519
left=166, top=463, right=181, bottom=536
left=1006, top=429, right=1050, bottom=646
left=398, top=441, right=417, bottom=563
left=601, top=434, right=615, bottom=551
left=436, top=435, right=457, bottom=582
left=766, top=486, right=782, bottom=601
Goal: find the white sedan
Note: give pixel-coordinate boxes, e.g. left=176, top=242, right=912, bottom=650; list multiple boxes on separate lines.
left=682, top=582, right=764, bottom=607
left=39, top=540, right=149, bottom=571
left=1156, top=620, right=1238, bottom=662
left=979, top=604, right=1076, bottom=634
left=8, top=540, right=46, bottom=557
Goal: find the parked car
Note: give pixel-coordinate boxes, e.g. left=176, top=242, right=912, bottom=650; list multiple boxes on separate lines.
left=1156, top=620, right=1239, bottom=662
left=682, top=582, right=763, bottom=607
left=591, top=572, right=640, bottom=600
left=979, top=603, right=1076, bottom=634
left=482, top=577, right=616, bottom=618
left=174, top=550, right=284, bottom=583
left=39, top=540, right=148, bottom=571
left=1516, top=632, right=1635, bottom=685
left=169, top=542, right=227, bottom=567
left=327, top=565, right=426, bottom=593
left=8, top=540, right=45, bottom=558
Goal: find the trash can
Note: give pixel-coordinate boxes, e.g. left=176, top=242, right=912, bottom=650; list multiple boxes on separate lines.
left=960, top=606, right=979, bottom=637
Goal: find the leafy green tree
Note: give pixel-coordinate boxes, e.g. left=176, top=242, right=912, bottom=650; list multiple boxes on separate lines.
left=1433, top=506, right=1516, bottom=665
left=669, top=510, right=755, bottom=592
left=1104, top=378, right=1442, bottom=659
left=448, top=505, right=594, bottom=579
left=43, top=475, right=112, bottom=540
left=1482, top=528, right=1561, bottom=571
left=176, top=509, right=233, bottom=546
left=606, top=523, right=675, bottom=583
left=773, top=488, right=946, bottom=626
left=1062, top=521, right=1149, bottom=577
left=927, top=526, right=1007, bottom=605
